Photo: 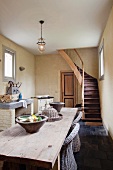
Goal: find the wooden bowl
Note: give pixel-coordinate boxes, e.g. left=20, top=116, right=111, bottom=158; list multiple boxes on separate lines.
left=16, top=114, right=48, bottom=133
left=50, top=102, right=65, bottom=112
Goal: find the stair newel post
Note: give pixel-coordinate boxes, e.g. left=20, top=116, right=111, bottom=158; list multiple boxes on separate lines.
left=74, top=49, right=85, bottom=118
left=82, top=66, right=85, bottom=118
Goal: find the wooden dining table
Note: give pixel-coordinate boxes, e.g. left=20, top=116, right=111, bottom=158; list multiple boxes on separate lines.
left=0, top=107, right=78, bottom=170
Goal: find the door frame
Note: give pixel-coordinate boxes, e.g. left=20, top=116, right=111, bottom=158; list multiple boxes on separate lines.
left=60, top=70, right=76, bottom=107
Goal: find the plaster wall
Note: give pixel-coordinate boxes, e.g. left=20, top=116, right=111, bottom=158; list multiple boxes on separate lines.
left=98, top=6, right=113, bottom=139
left=66, top=47, right=98, bottom=79
left=35, top=48, right=98, bottom=103
left=0, top=35, right=35, bottom=98
left=35, top=54, right=71, bottom=101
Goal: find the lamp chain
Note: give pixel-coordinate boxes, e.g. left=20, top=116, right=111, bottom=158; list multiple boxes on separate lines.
left=41, top=23, right=42, bottom=39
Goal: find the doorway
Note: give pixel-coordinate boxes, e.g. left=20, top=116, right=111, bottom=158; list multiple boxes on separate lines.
left=60, top=71, right=76, bottom=107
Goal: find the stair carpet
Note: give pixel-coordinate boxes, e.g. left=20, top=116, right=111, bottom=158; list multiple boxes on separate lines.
left=79, top=69, right=102, bottom=126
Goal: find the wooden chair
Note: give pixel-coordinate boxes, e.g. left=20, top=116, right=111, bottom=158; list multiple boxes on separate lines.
left=60, top=123, right=80, bottom=170
left=71, top=111, right=82, bottom=153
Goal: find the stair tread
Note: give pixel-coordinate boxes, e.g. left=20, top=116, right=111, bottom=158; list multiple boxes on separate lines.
left=84, top=89, right=98, bottom=90
left=84, top=77, right=96, bottom=79
left=85, top=103, right=99, bottom=105
left=85, top=112, right=101, bottom=114
left=76, top=63, right=101, bottom=122
left=85, top=85, right=98, bottom=87
left=85, top=81, right=97, bottom=82
left=84, top=83, right=97, bottom=84
left=84, top=94, right=99, bottom=95
left=84, top=101, right=100, bottom=104
left=84, top=77, right=97, bottom=81
left=85, top=84, right=98, bottom=85
left=82, top=118, right=102, bottom=120
left=84, top=98, right=99, bottom=99
left=84, top=103, right=100, bottom=107
left=85, top=79, right=95, bottom=80
left=85, top=105, right=100, bottom=106
left=85, top=122, right=103, bottom=126
left=84, top=96, right=99, bottom=97
left=84, top=86, right=98, bottom=88
left=84, top=100, right=99, bottom=101
left=84, top=107, right=100, bottom=109
left=84, top=91, right=99, bottom=94
left=84, top=86, right=98, bottom=87
left=85, top=80, right=97, bottom=82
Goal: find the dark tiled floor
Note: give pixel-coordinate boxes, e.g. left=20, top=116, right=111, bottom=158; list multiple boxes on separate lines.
left=74, top=121, right=113, bottom=170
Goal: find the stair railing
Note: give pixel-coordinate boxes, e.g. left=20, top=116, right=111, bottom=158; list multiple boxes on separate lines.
left=58, top=50, right=82, bottom=85
left=58, top=49, right=84, bottom=118
left=74, top=49, right=84, bottom=117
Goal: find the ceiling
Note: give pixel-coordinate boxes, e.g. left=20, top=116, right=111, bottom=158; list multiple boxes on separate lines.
left=0, top=0, right=113, bottom=55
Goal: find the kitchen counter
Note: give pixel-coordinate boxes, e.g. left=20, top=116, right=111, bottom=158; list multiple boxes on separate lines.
left=0, top=98, right=33, bottom=109
left=31, top=96, right=54, bottom=113
left=0, top=99, right=33, bottom=131
left=31, top=96, right=54, bottom=99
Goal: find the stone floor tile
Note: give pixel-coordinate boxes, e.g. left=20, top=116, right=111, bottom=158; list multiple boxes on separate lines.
left=87, top=150, right=107, bottom=159
left=84, top=158, right=101, bottom=168
left=85, top=142, right=98, bottom=150
left=78, top=167, right=102, bottom=170
left=100, top=159, right=113, bottom=170
left=75, top=121, right=113, bottom=169
left=98, top=143, right=113, bottom=152
left=106, top=152, right=113, bottom=160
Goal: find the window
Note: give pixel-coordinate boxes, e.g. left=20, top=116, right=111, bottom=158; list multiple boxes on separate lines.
left=99, top=41, right=104, bottom=80
left=2, top=46, right=16, bottom=82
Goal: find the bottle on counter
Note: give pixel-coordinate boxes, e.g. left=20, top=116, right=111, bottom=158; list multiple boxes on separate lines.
left=19, top=93, right=22, bottom=100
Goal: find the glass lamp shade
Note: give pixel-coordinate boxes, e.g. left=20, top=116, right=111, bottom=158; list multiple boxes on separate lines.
left=38, top=44, right=45, bottom=53
left=37, top=38, right=46, bottom=53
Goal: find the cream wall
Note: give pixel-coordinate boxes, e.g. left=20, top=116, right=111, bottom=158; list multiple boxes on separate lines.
left=0, top=36, right=99, bottom=114
left=66, top=48, right=98, bottom=105
left=35, top=48, right=98, bottom=103
left=35, top=54, right=71, bottom=101
left=98, top=6, right=113, bottom=139
left=66, top=47, right=98, bottom=79
left=0, top=35, right=35, bottom=98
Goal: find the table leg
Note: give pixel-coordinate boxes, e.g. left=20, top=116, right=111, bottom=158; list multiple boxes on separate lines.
left=52, top=153, right=60, bottom=170
left=0, top=161, right=3, bottom=170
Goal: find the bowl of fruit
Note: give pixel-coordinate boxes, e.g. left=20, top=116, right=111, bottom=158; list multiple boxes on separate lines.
left=16, top=114, right=48, bottom=133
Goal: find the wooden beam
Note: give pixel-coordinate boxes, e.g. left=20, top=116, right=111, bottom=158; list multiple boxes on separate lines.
left=58, top=50, right=82, bottom=86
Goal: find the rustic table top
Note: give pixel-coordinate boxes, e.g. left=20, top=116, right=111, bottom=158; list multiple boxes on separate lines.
left=0, top=107, right=78, bottom=169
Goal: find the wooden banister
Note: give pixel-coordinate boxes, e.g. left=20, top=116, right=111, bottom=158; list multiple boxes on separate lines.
left=58, top=49, right=85, bottom=117
left=58, top=50, right=82, bottom=86
left=74, top=49, right=84, bottom=117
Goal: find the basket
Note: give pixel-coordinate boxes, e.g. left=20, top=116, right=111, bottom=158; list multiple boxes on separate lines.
left=42, top=106, right=63, bottom=122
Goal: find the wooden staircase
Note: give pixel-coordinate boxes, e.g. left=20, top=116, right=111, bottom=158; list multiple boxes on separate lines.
left=78, top=67, right=102, bottom=125
left=58, top=49, right=102, bottom=126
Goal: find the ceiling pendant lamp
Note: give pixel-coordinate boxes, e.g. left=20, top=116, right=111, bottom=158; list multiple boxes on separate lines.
left=37, top=20, right=46, bottom=53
